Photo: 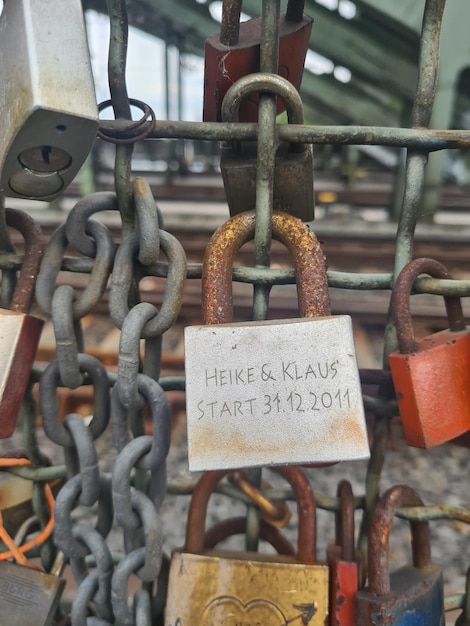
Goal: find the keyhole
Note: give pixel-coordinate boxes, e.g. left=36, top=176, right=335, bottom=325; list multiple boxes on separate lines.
left=18, top=145, right=72, bottom=173
left=41, top=145, right=51, bottom=165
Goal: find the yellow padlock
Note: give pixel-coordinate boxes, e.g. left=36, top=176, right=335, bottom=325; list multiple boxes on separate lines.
left=165, top=465, right=329, bottom=625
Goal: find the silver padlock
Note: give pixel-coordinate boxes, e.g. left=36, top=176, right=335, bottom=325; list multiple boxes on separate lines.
left=185, top=211, right=369, bottom=471
left=0, top=0, right=98, bottom=201
left=220, top=73, right=314, bottom=222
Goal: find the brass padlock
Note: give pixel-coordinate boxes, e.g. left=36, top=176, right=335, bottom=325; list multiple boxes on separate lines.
left=165, top=466, right=329, bottom=625
left=203, top=0, right=313, bottom=122
left=185, top=211, right=369, bottom=470
left=0, top=209, right=45, bottom=438
left=220, top=73, right=314, bottom=221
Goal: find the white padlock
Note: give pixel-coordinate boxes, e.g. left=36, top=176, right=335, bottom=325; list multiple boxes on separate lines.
left=185, top=211, right=370, bottom=471
left=0, top=0, right=98, bottom=200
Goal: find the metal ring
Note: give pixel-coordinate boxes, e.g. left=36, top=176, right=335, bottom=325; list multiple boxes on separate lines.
left=97, top=98, right=156, bottom=144
left=54, top=475, right=114, bottom=559
left=70, top=524, right=114, bottom=607
left=40, top=354, right=110, bottom=447
left=109, top=230, right=187, bottom=338
left=36, top=221, right=115, bottom=319
left=65, top=192, right=118, bottom=258
left=63, top=414, right=101, bottom=506
left=111, top=374, right=170, bottom=469
left=133, top=177, right=161, bottom=266
left=51, top=285, right=84, bottom=389
left=116, top=303, right=159, bottom=408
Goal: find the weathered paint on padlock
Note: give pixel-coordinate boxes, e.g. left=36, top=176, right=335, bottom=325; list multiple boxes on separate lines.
left=327, top=480, right=361, bottom=626
left=203, top=0, right=313, bottom=122
left=355, top=485, right=445, bottom=626
left=0, top=559, right=65, bottom=625
left=185, top=211, right=369, bottom=470
left=220, top=73, right=314, bottom=221
left=165, top=466, right=329, bottom=625
left=388, top=258, right=470, bottom=448
left=0, top=210, right=45, bottom=438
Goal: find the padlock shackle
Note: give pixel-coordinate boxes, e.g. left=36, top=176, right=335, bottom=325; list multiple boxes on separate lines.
left=285, top=0, right=306, bottom=22
left=222, top=72, right=305, bottom=125
left=368, top=485, right=431, bottom=597
left=5, top=208, right=45, bottom=314
left=185, top=466, right=317, bottom=564
left=204, top=516, right=296, bottom=556
left=202, top=211, right=330, bottom=324
left=335, top=480, right=355, bottom=562
left=392, top=257, right=466, bottom=354
left=220, top=0, right=242, bottom=46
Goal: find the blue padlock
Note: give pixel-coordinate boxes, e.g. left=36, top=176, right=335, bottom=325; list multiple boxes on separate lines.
left=355, top=485, right=444, bottom=625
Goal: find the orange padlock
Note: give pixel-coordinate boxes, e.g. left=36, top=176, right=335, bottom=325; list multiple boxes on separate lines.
left=388, top=257, right=470, bottom=448
left=203, top=0, right=313, bottom=122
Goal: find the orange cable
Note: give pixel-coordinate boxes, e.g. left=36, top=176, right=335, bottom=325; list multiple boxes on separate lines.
left=0, top=458, right=55, bottom=566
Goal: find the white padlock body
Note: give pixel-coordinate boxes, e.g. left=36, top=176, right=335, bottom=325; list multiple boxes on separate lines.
left=0, top=0, right=98, bottom=200
left=185, top=316, right=370, bottom=470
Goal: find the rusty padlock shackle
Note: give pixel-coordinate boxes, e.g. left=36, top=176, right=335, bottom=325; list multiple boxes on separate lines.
left=220, top=0, right=306, bottom=46
left=204, top=516, right=296, bottom=556
left=368, top=484, right=432, bottom=597
left=185, top=466, right=317, bottom=564
left=5, top=208, right=45, bottom=314
left=202, top=211, right=330, bottom=324
left=335, top=480, right=355, bottom=562
left=392, top=257, right=466, bottom=354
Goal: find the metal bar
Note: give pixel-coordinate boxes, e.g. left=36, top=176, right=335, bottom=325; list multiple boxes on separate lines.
left=100, top=119, right=470, bottom=149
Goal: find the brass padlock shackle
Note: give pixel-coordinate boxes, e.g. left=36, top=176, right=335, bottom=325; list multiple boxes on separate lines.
left=220, top=0, right=306, bottom=46
left=185, top=466, right=317, bottom=564
left=204, top=516, right=295, bottom=556
left=335, top=480, right=355, bottom=562
left=202, top=211, right=330, bottom=324
left=368, top=485, right=431, bottom=597
left=392, top=257, right=466, bottom=353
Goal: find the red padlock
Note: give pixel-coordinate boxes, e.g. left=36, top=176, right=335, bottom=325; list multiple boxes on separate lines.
left=326, top=480, right=361, bottom=626
left=388, top=257, right=470, bottom=448
left=203, top=0, right=313, bottom=122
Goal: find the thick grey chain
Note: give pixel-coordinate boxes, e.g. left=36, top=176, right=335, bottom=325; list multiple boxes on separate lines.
left=36, top=183, right=186, bottom=624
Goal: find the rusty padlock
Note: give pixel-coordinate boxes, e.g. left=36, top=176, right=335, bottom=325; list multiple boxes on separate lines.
left=388, top=257, right=470, bottom=448
left=355, top=485, right=445, bottom=625
left=203, top=0, right=313, bottom=122
left=0, top=209, right=44, bottom=438
left=220, top=72, right=314, bottom=221
left=326, top=480, right=362, bottom=626
left=184, top=211, right=369, bottom=470
left=165, top=465, right=329, bottom=625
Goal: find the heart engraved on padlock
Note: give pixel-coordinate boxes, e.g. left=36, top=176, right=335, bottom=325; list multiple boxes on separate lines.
left=355, top=485, right=445, bottom=626
left=203, top=0, right=313, bottom=123
left=185, top=211, right=369, bottom=471
left=0, top=209, right=45, bottom=438
left=165, top=466, right=329, bottom=626
left=388, top=257, right=470, bottom=448
left=220, top=73, right=314, bottom=222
